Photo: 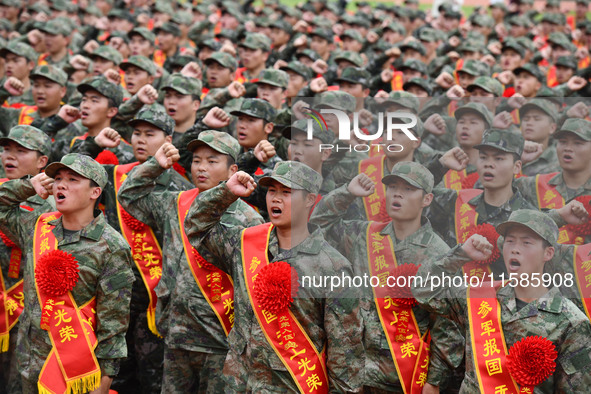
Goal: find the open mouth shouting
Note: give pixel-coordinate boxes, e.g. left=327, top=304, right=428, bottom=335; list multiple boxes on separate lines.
left=269, top=206, right=283, bottom=219
left=481, top=171, right=495, bottom=182
left=55, top=191, right=67, bottom=204
left=507, top=257, right=521, bottom=272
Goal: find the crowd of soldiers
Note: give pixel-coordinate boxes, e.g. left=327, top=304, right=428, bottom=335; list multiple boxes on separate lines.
left=2, top=0, right=591, bottom=393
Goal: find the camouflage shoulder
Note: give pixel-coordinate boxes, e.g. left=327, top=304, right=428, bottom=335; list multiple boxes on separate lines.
left=226, top=198, right=264, bottom=227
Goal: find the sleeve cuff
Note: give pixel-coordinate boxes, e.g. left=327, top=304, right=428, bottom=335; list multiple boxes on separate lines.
left=99, top=359, right=120, bottom=377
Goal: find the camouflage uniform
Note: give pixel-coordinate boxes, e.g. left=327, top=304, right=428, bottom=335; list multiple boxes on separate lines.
left=0, top=154, right=134, bottom=389
left=0, top=42, right=38, bottom=107
left=311, top=162, right=461, bottom=391
left=237, top=33, right=272, bottom=84
left=184, top=161, right=364, bottom=393
left=118, top=131, right=264, bottom=393
left=412, top=210, right=591, bottom=393
left=0, top=126, right=55, bottom=394
left=36, top=20, right=71, bottom=69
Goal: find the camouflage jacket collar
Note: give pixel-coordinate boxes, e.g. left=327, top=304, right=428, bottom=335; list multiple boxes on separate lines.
left=49, top=211, right=106, bottom=245
left=550, top=171, right=591, bottom=191
left=498, top=285, right=563, bottom=322
left=379, top=217, right=438, bottom=249
left=470, top=187, right=526, bottom=213
left=270, top=224, right=324, bottom=261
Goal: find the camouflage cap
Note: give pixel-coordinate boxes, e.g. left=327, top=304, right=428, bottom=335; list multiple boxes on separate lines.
left=128, top=27, right=156, bottom=45
left=169, top=55, right=195, bottom=69
left=474, top=128, right=525, bottom=157
left=197, top=38, right=222, bottom=51
left=128, top=105, right=175, bottom=135
left=255, top=68, right=289, bottom=89
left=161, top=73, right=202, bottom=96
left=0, top=41, right=37, bottom=63
left=402, top=77, right=432, bottom=95
left=309, top=27, right=334, bottom=42
left=333, top=51, right=364, bottom=67
left=295, top=49, right=320, bottom=62
left=439, top=3, right=462, bottom=18
left=341, top=29, right=364, bottom=43
left=334, top=67, right=371, bottom=87
left=513, top=63, right=544, bottom=82
left=508, top=15, right=532, bottom=27
left=555, top=55, right=578, bottom=70
left=490, top=1, right=508, bottom=10
left=458, top=40, right=485, bottom=54
left=418, top=27, right=438, bottom=43
left=502, top=39, right=526, bottom=57
left=30, top=65, right=67, bottom=86
left=398, top=58, right=427, bottom=75
left=49, top=0, right=68, bottom=11
left=77, top=76, right=124, bottom=107
left=90, top=45, right=123, bottom=65
left=399, top=40, right=426, bottom=56
left=0, top=125, right=52, bottom=156
left=472, top=14, right=495, bottom=28
left=153, top=1, right=174, bottom=15
left=378, top=91, right=420, bottom=111
left=230, top=98, right=277, bottom=122
left=541, top=12, right=566, bottom=25
left=172, top=10, right=193, bottom=26
left=239, top=33, right=271, bottom=52
left=351, top=15, right=371, bottom=28
left=519, top=98, right=558, bottom=122
left=382, top=161, right=434, bottom=193
left=554, top=118, right=591, bottom=141
left=120, top=55, right=156, bottom=75
left=204, top=51, right=238, bottom=71
left=467, top=76, right=504, bottom=97
left=258, top=161, right=322, bottom=194
left=280, top=61, right=313, bottom=80
left=187, top=129, right=241, bottom=160
left=222, top=2, right=243, bottom=19
left=454, top=102, right=494, bottom=126
left=282, top=118, right=333, bottom=144
left=45, top=153, right=108, bottom=189
left=0, top=0, right=20, bottom=6
left=0, top=19, right=12, bottom=32
left=313, top=90, right=357, bottom=113
left=496, top=209, right=558, bottom=245
left=108, top=9, right=134, bottom=22
left=38, top=19, right=70, bottom=36
left=383, top=22, right=406, bottom=36
left=457, top=59, right=490, bottom=77
left=270, top=19, right=293, bottom=35
left=155, top=22, right=181, bottom=37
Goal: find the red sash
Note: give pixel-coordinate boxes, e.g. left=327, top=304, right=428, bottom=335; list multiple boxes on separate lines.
left=18, top=105, right=37, bottom=125
left=390, top=71, right=403, bottom=91
left=447, top=100, right=458, bottom=117
left=358, top=156, right=389, bottom=222
left=572, top=243, right=591, bottom=322
left=38, top=53, right=50, bottom=66
left=114, top=163, right=164, bottom=337
left=444, top=169, right=467, bottom=191
left=535, top=173, right=583, bottom=244
left=546, top=66, right=558, bottom=87
left=366, top=222, right=431, bottom=393
left=235, top=67, right=247, bottom=84
left=33, top=212, right=101, bottom=394
left=241, top=223, right=329, bottom=393
left=153, top=50, right=166, bottom=68
left=177, top=189, right=234, bottom=335
left=69, top=132, right=89, bottom=149
left=308, top=194, right=323, bottom=221
left=467, top=282, right=520, bottom=394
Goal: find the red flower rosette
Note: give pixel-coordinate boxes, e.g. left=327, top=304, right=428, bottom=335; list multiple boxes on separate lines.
left=95, top=150, right=119, bottom=165
left=388, top=263, right=420, bottom=308
left=465, top=223, right=500, bottom=266
left=563, top=196, right=591, bottom=238
left=507, top=336, right=557, bottom=392
left=192, top=248, right=216, bottom=271
left=121, top=210, right=145, bottom=231
left=253, top=261, right=299, bottom=315
left=35, top=250, right=80, bottom=297
left=0, top=229, right=16, bottom=249
left=461, top=172, right=480, bottom=190
left=173, top=163, right=186, bottom=177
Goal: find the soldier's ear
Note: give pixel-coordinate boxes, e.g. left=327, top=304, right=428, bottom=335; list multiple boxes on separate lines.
left=421, top=192, right=433, bottom=208
left=512, top=159, right=522, bottom=175
left=543, top=245, right=555, bottom=262
left=264, top=122, right=274, bottom=135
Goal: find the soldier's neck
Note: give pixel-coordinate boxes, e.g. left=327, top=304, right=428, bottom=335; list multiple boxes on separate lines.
left=462, top=146, right=479, bottom=167
left=247, top=64, right=265, bottom=80
left=21, top=76, right=31, bottom=92
left=483, top=183, right=513, bottom=207
left=87, top=121, right=112, bottom=137
left=165, top=45, right=178, bottom=58
left=50, top=47, right=68, bottom=62
left=175, top=115, right=197, bottom=133
left=38, top=105, right=60, bottom=119
left=276, top=223, right=309, bottom=251
left=513, top=281, right=548, bottom=304
left=391, top=215, right=421, bottom=241
left=562, top=166, right=591, bottom=190
left=61, top=208, right=95, bottom=231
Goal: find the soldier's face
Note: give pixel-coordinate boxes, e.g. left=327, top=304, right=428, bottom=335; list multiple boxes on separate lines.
left=514, top=72, right=541, bottom=97
left=342, top=37, right=362, bottom=53
left=4, top=53, right=32, bottom=80
left=0, top=141, right=47, bottom=179
left=270, top=27, right=290, bottom=47
left=164, top=90, right=200, bottom=125
left=44, top=33, right=68, bottom=55
left=555, top=65, right=574, bottom=84
left=131, top=122, right=171, bottom=163
left=257, top=84, right=285, bottom=109
left=385, top=178, right=432, bottom=221
left=288, top=133, right=327, bottom=173
left=401, top=69, right=422, bottom=83
left=310, top=36, right=330, bottom=57
left=457, top=72, right=476, bottom=91
left=520, top=109, right=556, bottom=144
left=92, top=57, right=116, bottom=77
left=240, top=47, right=268, bottom=70
left=236, top=115, right=269, bottom=149
left=206, top=62, right=234, bottom=88
left=456, top=113, right=487, bottom=149
left=129, top=35, right=153, bottom=57
left=477, top=148, right=521, bottom=190
left=32, top=77, right=66, bottom=112
left=285, top=71, right=307, bottom=98
left=157, top=32, right=177, bottom=52
left=191, top=146, right=236, bottom=191
left=500, top=49, right=522, bottom=71
left=266, top=180, right=293, bottom=228
left=338, top=82, right=367, bottom=99
left=383, top=129, right=420, bottom=162
left=502, top=225, right=554, bottom=278
left=80, top=91, right=112, bottom=127
left=124, top=65, right=153, bottom=95
left=556, top=133, right=591, bottom=172
left=53, top=169, right=101, bottom=215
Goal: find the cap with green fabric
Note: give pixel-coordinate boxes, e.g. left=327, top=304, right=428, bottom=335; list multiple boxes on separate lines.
left=398, top=58, right=427, bottom=75
left=153, top=1, right=174, bottom=15
left=77, top=76, right=124, bottom=107
left=187, top=130, right=241, bottom=161
left=38, top=19, right=70, bottom=36
left=502, top=39, right=525, bottom=57
left=399, top=40, right=426, bottom=56
left=270, top=19, right=293, bottom=34
left=255, top=69, right=289, bottom=89
left=230, top=98, right=277, bottom=122
left=197, top=39, right=222, bottom=51
left=222, top=2, right=243, bottom=19
left=472, top=14, right=494, bottom=28
left=555, top=55, right=578, bottom=70
left=514, top=63, right=544, bottom=82
left=313, top=90, right=357, bottom=113
left=508, top=15, right=532, bottom=27
left=467, top=76, right=504, bottom=97
left=258, top=161, right=322, bottom=194
left=295, top=49, right=320, bottom=62
left=0, top=0, right=20, bottom=6
left=341, top=29, right=363, bottom=43
left=490, top=2, right=508, bottom=11
left=519, top=98, right=558, bottom=122
left=49, top=0, right=68, bottom=11
left=169, top=55, right=195, bottom=70
left=90, top=45, right=123, bottom=65
left=108, top=31, right=130, bottom=45
left=458, top=40, right=485, bottom=54
left=45, top=153, right=108, bottom=189
left=29, top=3, right=52, bottom=15
left=0, top=41, right=37, bottom=62
left=128, top=105, right=175, bottom=135
left=454, top=102, right=494, bottom=126
left=496, top=209, right=558, bottom=245
left=351, top=15, right=370, bottom=28
left=418, top=28, right=438, bottom=42
left=439, top=3, right=462, bottom=18
left=309, top=27, right=333, bottom=42
left=474, top=128, right=525, bottom=157
left=239, top=33, right=271, bottom=52
left=282, top=118, right=333, bottom=144
left=382, top=161, right=434, bottom=193
left=155, top=22, right=181, bottom=37
left=0, top=125, right=52, bottom=156
left=204, top=51, right=238, bottom=70
left=541, top=12, right=566, bottom=25
left=30, top=65, right=67, bottom=86
left=334, top=67, right=370, bottom=87
left=333, top=51, right=363, bottom=67
left=378, top=91, right=420, bottom=111
left=402, top=78, right=432, bottom=95
left=128, top=27, right=156, bottom=44
left=108, top=9, right=134, bottom=22
left=457, top=59, right=490, bottom=77
left=172, top=10, right=193, bottom=26
left=280, top=61, right=313, bottom=80
left=383, top=22, right=406, bottom=35
left=161, top=73, right=202, bottom=96
left=554, top=118, right=591, bottom=141
left=121, top=55, right=156, bottom=75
